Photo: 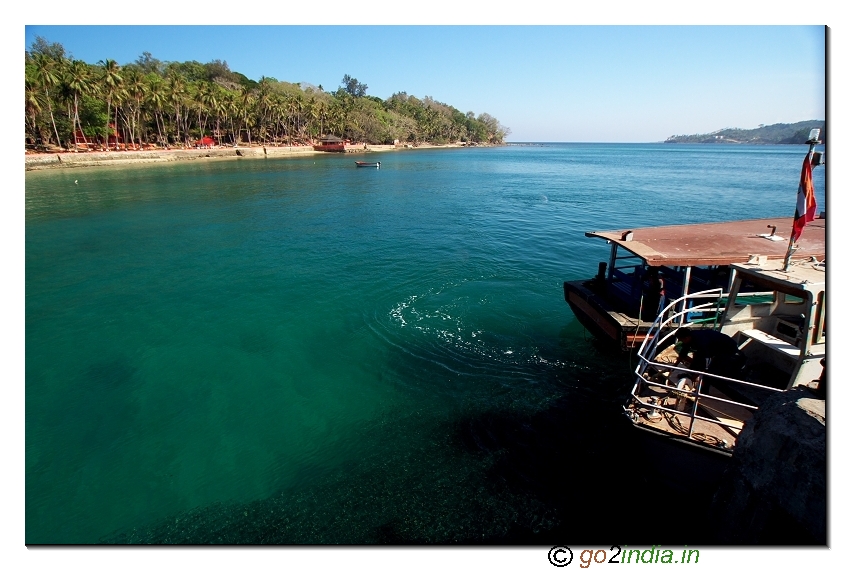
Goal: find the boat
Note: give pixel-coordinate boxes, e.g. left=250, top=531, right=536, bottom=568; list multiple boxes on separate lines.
left=623, top=254, right=825, bottom=463
left=619, top=131, right=825, bottom=488
left=355, top=161, right=381, bottom=168
left=563, top=217, right=825, bottom=350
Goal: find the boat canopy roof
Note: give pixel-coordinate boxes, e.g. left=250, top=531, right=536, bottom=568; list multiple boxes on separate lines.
left=586, top=217, right=825, bottom=267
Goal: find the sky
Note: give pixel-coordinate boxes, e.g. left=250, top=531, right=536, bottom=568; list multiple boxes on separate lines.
left=22, top=24, right=825, bottom=142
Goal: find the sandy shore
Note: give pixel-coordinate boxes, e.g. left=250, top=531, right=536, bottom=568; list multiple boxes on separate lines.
left=24, top=142, right=474, bottom=172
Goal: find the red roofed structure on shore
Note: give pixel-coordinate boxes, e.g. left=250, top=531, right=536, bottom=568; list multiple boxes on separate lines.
left=313, top=135, right=348, bottom=152
left=73, top=124, right=124, bottom=150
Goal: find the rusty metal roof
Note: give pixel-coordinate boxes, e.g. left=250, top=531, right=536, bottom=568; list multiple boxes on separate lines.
left=586, top=217, right=826, bottom=267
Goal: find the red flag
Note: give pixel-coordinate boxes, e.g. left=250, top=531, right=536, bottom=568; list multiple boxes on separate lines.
left=791, top=155, right=817, bottom=242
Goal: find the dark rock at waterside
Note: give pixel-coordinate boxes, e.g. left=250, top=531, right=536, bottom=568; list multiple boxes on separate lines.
left=709, top=386, right=825, bottom=544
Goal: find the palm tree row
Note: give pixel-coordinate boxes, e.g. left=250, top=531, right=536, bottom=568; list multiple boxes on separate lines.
left=25, top=39, right=509, bottom=152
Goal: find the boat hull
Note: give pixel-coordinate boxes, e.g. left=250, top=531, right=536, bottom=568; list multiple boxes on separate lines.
left=628, top=418, right=732, bottom=494
left=564, top=279, right=654, bottom=350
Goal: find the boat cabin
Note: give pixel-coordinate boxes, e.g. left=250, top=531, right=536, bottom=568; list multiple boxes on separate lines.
left=719, top=258, right=825, bottom=389
left=564, top=217, right=825, bottom=349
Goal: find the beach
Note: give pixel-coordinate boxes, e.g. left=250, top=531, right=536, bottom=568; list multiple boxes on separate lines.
left=24, top=142, right=475, bottom=171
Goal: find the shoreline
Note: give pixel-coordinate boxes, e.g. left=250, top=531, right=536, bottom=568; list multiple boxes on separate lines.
left=24, top=142, right=486, bottom=172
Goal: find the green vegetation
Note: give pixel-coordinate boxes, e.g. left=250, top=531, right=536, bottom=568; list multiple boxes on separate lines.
left=665, top=121, right=825, bottom=145
left=24, top=37, right=510, bottom=151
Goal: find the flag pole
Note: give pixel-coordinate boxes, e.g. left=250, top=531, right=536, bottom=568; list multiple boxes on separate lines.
left=782, top=131, right=821, bottom=271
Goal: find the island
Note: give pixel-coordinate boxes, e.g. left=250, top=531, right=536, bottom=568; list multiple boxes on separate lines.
left=664, top=120, right=825, bottom=144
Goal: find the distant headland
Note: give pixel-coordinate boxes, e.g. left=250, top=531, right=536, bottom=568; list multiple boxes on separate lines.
left=665, top=120, right=825, bottom=144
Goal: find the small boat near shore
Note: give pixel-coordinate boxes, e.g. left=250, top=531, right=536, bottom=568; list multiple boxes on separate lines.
left=355, top=161, right=381, bottom=168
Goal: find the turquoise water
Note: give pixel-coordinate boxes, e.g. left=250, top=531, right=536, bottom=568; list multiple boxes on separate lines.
left=25, top=144, right=825, bottom=544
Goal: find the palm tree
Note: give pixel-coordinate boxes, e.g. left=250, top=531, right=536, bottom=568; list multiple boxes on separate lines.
left=255, top=77, right=273, bottom=142
left=65, top=59, right=96, bottom=151
left=32, top=53, right=63, bottom=148
left=208, top=85, right=226, bottom=146
left=25, top=77, right=44, bottom=147
left=326, top=105, right=342, bottom=137
left=146, top=75, right=167, bottom=147
left=305, top=99, right=319, bottom=142
left=237, top=90, right=255, bottom=146
left=166, top=73, right=187, bottom=146
left=99, top=59, right=123, bottom=150
left=193, top=83, right=206, bottom=141
left=286, top=96, right=299, bottom=146
left=123, top=69, right=148, bottom=148
left=296, top=95, right=306, bottom=141
left=316, top=100, right=327, bottom=139
left=194, top=82, right=218, bottom=143
left=269, top=95, right=285, bottom=145
left=244, top=112, right=257, bottom=147
left=222, top=90, right=238, bottom=146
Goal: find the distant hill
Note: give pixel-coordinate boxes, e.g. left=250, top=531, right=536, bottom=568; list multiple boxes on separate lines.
left=665, top=121, right=825, bottom=144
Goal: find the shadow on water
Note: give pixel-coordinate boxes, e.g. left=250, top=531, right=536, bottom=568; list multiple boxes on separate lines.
left=99, top=333, right=716, bottom=545
left=445, top=397, right=718, bottom=545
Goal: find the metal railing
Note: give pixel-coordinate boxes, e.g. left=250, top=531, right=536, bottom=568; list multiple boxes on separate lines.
left=624, top=288, right=786, bottom=444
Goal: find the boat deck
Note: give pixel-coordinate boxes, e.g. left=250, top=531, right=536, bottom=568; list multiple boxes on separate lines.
left=627, top=345, right=753, bottom=453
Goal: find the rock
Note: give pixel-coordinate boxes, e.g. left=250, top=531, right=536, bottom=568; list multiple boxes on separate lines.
left=708, top=386, right=825, bottom=544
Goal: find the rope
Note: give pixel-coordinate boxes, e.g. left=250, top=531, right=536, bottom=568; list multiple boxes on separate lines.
left=661, top=402, right=726, bottom=448
left=697, top=401, right=739, bottom=420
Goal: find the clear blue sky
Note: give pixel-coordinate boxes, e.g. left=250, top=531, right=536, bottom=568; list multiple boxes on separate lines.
left=23, top=25, right=825, bottom=142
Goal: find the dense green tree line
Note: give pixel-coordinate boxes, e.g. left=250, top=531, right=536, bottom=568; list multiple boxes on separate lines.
left=25, top=37, right=509, bottom=151
left=664, top=120, right=825, bottom=145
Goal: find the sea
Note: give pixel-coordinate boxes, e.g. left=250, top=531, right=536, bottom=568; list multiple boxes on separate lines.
left=25, top=143, right=826, bottom=544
